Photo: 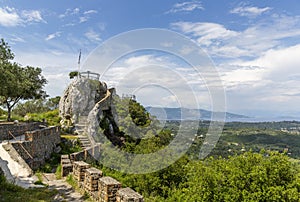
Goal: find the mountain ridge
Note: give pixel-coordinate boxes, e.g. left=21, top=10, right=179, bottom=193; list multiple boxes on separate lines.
left=145, top=107, right=249, bottom=120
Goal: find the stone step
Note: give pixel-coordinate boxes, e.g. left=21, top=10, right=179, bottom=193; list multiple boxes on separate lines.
left=78, top=135, right=92, bottom=149
left=77, top=116, right=88, bottom=124
left=75, top=124, right=87, bottom=127
left=80, top=140, right=90, bottom=144
left=75, top=129, right=85, bottom=133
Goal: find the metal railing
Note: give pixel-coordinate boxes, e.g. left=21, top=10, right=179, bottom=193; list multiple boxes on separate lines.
left=80, top=71, right=100, bottom=80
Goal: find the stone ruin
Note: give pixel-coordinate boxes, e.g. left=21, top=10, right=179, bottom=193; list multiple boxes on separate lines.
left=0, top=122, right=61, bottom=170
left=61, top=156, right=144, bottom=202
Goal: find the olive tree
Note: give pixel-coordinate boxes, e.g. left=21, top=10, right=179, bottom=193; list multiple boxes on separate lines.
left=0, top=39, right=47, bottom=121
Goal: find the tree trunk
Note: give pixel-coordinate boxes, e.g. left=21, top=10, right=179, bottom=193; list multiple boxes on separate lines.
left=6, top=103, right=11, bottom=122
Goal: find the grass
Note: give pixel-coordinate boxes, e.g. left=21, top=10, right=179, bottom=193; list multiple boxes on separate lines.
left=66, top=174, right=78, bottom=189
left=61, top=134, right=79, bottom=139
left=55, top=164, right=62, bottom=180
left=34, top=172, right=48, bottom=187
left=37, top=135, right=82, bottom=174
left=0, top=175, right=58, bottom=202
left=65, top=174, right=92, bottom=201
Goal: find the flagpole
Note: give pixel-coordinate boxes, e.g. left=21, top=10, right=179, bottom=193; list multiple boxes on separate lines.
left=77, top=49, right=81, bottom=79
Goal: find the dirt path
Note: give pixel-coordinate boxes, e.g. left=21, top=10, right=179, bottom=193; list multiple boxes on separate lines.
left=42, top=173, right=87, bottom=202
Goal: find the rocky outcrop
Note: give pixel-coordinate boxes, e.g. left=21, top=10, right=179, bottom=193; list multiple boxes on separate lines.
left=59, top=77, right=108, bottom=131
left=86, top=88, right=124, bottom=146
left=59, top=76, right=123, bottom=146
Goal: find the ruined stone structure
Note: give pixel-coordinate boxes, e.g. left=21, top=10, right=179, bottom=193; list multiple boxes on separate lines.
left=0, top=122, right=44, bottom=141
left=61, top=156, right=144, bottom=202
left=10, top=126, right=61, bottom=170
left=116, top=187, right=144, bottom=202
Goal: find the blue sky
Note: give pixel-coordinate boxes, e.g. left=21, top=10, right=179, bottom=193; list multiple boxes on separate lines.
left=1, top=0, right=300, bottom=117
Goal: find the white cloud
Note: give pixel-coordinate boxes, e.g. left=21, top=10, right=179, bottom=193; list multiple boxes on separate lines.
left=171, top=14, right=300, bottom=58
left=45, top=32, right=61, bottom=41
left=167, top=1, right=204, bottom=14
left=0, top=7, right=45, bottom=27
left=59, top=8, right=97, bottom=24
left=239, top=44, right=300, bottom=81
left=95, top=54, right=211, bottom=109
left=80, top=9, right=98, bottom=23
left=171, top=22, right=238, bottom=46
left=10, top=36, right=25, bottom=43
left=79, top=16, right=89, bottom=23
left=0, top=7, right=22, bottom=26
left=171, top=14, right=300, bottom=115
left=84, top=10, right=98, bottom=15
left=84, top=30, right=101, bottom=42
left=59, top=8, right=80, bottom=18
left=22, top=10, right=45, bottom=23
left=14, top=50, right=78, bottom=97
left=231, top=6, right=271, bottom=17
left=219, top=44, right=300, bottom=115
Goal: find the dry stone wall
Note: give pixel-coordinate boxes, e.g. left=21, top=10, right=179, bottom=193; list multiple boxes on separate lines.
left=61, top=156, right=144, bottom=202
left=0, top=122, right=43, bottom=141
left=11, top=126, right=61, bottom=170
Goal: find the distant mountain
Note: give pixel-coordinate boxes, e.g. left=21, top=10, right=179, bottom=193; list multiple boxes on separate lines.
left=145, top=107, right=249, bottom=121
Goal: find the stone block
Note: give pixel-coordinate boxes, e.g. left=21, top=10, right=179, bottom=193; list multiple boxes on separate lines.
left=73, top=161, right=91, bottom=182
left=99, top=176, right=122, bottom=202
left=116, top=187, right=144, bottom=202
left=84, top=167, right=103, bottom=192
left=62, top=163, right=73, bottom=177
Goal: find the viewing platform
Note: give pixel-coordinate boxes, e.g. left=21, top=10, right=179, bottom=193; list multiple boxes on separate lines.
left=80, top=71, right=100, bottom=80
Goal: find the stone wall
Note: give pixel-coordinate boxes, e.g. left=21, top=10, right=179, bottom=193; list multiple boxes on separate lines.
left=69, top=143, right=102, bottom=163
left=61, top=157, right=144, bottom=202
left=0, top=122, right=44, bottom=141
left=11, top=126, right=61, bottom=170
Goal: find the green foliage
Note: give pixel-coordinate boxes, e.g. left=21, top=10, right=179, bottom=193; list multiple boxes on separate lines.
left=113, top=96, right=160, bottom=142
left=0, top=38, right=14, bottom=63
left=98, top=155, right=189, bottom=199
left=60, top=137, right=82, bottom=154
left=69, top=71, right=79, bottom=79
left=96, top=145, right=300, bottom=201
left=13, top=99, right=49, bottom=117
left=47, top=96, right=60, bottom=109
left=26, top=109, right=61, bottom=126
left=168, top=151, right=300, bottom=201
left=128, top=99, right=151, bottom=127
left=0, top=39, right=47, bottom=121
left=66, top=174, right=78, bottom=189
left=55, top=164, right=62, bottom=180
left=13, top=96, right=61, bottom=117
left=0, top=171, right=58, bottom=201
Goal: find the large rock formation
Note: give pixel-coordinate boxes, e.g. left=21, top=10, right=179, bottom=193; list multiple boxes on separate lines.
left=59, top=77, right=107, bottom=130
left=59, top=76, right=123, bottom=146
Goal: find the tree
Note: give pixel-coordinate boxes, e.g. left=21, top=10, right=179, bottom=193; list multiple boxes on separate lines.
left=0, top=39, right=47, bottom=121
left=46, top=96, right=61, bottom=110
left=69, top=71, right=79, bottom=79
left=13, top=99, right=49, bottom=117
left=0, top=39, right=14, bottom=64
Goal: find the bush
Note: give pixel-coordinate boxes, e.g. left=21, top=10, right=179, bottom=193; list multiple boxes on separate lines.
left=26, top=109, right=61, bottom=126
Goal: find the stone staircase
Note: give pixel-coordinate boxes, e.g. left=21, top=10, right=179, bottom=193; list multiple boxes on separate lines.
left=75, top=116, right=92, bottom=149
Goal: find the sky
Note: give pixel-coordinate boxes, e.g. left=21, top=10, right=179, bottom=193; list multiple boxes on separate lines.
left=0, top=0, right=300, bottom=117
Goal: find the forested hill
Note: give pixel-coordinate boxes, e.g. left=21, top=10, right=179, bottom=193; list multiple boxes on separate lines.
left=146, top=107, right=249, bottom=120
